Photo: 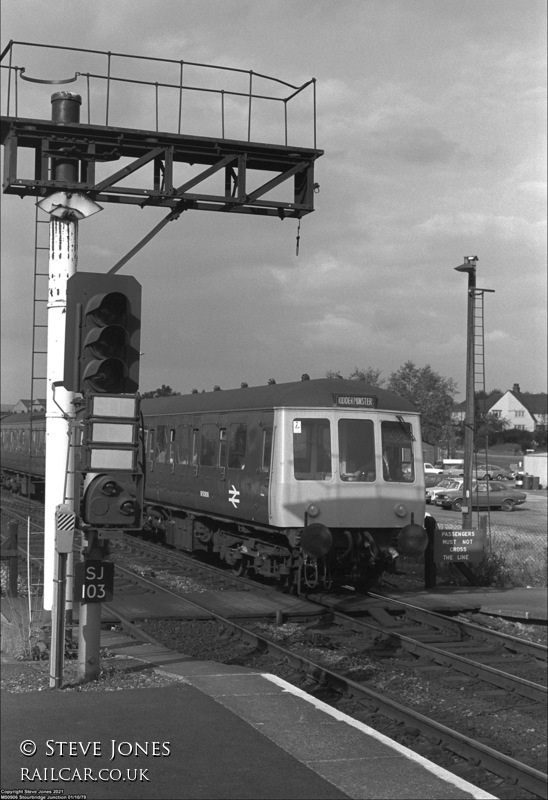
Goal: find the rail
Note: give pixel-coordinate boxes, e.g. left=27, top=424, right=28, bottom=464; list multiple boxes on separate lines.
left=0, top=40, right=317, bottom=148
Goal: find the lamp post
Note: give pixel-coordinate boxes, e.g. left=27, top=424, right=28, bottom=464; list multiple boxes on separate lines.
left=454, top=256, right=477, bottom=530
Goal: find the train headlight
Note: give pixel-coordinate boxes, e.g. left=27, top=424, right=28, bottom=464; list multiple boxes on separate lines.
left=394, top=503, right=407, bottom=517
left=307, top=503, right=320, bottom=518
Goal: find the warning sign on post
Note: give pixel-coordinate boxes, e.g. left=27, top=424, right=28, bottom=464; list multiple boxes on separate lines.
left=434, top=528, right=484, bottom=563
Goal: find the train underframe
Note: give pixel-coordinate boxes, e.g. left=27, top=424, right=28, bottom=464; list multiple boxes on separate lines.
left=141, top=504, right=411, bottom=593
left=1, top=469, right=45, bottom=502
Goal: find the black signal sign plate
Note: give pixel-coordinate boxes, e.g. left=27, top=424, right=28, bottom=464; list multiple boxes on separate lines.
left=74, top=560, right=114, bottom=604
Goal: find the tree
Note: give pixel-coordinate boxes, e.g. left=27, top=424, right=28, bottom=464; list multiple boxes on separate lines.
left=454, top=408, right=509, bottom=451
left=475, top=411, right=509, bottom=449
left=140, top=384, right=181, bottom=399
left=326, top=362, right=457, bottom=446
left=386, top=361, right=457, bottom=445
left=326, top=367, right=385, bottom=386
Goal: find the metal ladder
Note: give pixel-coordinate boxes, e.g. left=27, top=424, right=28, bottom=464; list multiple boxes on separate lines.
left=473, top=289, right=487, bottom=398
left=472, top=289, right=491, bottom=536
left=28, top=207, right=50, bottom=498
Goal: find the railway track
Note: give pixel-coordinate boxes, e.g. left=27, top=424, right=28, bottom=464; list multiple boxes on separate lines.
left=107, top=536, right=548, bottom=798
left=2, top=503, right=547, bottom=798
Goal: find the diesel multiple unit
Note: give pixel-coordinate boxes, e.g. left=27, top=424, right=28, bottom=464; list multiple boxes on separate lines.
left=1, top=378, right=429, bottom=592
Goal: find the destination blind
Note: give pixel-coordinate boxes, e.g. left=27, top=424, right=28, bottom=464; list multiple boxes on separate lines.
left=335, top=395, right=378, bottom=408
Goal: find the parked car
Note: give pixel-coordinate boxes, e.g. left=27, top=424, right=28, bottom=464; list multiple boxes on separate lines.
left=434, top=481, right=527, bottom=512
left=424, top=462, right=443, bottom=475
left=442, top=466, right=464, bottom=478
left=424, top=473, right=444, bottom=488
left=426, top=477, right=463, bottom=504
left=440, top=459, right=464, bottom=477
left=472, top=464, right=513, bottom=480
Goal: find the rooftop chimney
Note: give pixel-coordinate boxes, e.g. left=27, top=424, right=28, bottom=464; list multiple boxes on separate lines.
left=512, top=383, right=520, bottom=394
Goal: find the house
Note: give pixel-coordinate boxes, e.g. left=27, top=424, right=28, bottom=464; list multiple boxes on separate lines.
left=452, top=384, right=547, bottom=432
left=11, top=398, right=47, bottom=414
left=489, top=384, right=547, bottom=433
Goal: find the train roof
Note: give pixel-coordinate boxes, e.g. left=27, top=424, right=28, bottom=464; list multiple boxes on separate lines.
left=140, top=378, right=418, bottom=416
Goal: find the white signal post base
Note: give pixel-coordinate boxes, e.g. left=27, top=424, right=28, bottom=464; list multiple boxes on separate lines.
left=43, top=218, right=78, bottom=610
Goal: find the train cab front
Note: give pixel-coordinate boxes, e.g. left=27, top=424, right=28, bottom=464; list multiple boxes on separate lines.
left=297, top=504, right=429, bottom=593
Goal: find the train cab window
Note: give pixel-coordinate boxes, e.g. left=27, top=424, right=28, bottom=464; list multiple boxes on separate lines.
left=293, top=418, right=331, bottom=480
left=260, top=428, right=272, bottom=472
left=381, top=420, right=415, bottom=482
left=338, top=419, right=375, bottom=481
left=200, top=424, right=217, bottom=466
left=228, top=423, right=247, bottom=469
left=176, top=425, right=191, bottom=464
left=155, top=425, right=168, bottom=463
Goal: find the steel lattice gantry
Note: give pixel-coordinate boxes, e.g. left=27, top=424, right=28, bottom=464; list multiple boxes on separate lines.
left=0, top=116, right=323, bottom=218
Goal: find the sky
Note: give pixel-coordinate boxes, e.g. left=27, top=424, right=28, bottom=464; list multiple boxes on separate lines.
left=1, top=0, right=546, bottom=406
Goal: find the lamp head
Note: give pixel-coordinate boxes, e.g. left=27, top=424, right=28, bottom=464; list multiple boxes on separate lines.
left=454, top=255, right=478, bottom=274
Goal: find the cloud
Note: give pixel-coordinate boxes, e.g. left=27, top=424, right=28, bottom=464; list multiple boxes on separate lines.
left=365, top=125, right=462, bottom=164
left=417, top=212, right=545, bottom=243
left=486, top=330, right=510, bottom=342
left=301, top=311, right=370, bottom=347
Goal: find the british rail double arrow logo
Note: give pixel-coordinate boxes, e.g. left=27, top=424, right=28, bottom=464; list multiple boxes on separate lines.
left=228, top=485, right=240, bottom=508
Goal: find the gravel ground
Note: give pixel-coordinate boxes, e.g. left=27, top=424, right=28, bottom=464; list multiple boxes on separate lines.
left=0, top=653, right=187, bottom=693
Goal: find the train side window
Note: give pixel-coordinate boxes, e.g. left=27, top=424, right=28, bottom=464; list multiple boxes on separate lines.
left=169, top=428, right=176, bottom=465
left=155, top=425, right=168, bottom=463
left=192, top=429, right=199, bottom=466
left=228, top=423, right=247, bottom=469
left=293, top=418, right=331, bottom=480
left=381, top=420, right=415, bottom=482
left=338, top=419, right=375, bottom=481
left=147, top=429, right=155, bottom=462
left=200, top=423, right=216, bottom=466
left=260, top=428, right=272, bottom=472
left=218, top=428, right=227, bottom=467
left=176, top=425, right=191, bottom=464
left=36, top=429, right=45, bottom=454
